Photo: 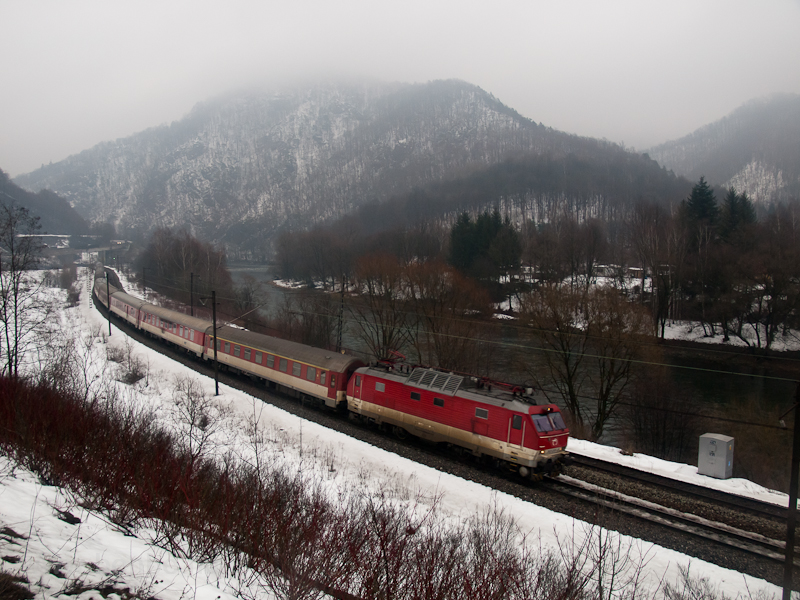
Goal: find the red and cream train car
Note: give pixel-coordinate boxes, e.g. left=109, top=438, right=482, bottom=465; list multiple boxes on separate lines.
left=203, top=325, right=364, bottom=408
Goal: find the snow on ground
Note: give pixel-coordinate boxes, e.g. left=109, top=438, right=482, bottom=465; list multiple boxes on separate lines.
left=660, top=320, right=800, bottom=352
left=0, top=456, right=273, bottom=600
left=1, top=268, right=790, bottom=599
left=569, top=439, right=790, bottom=507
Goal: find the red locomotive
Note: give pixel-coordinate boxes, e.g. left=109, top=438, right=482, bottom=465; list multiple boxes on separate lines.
left=348, top=362, right=568, bottom=479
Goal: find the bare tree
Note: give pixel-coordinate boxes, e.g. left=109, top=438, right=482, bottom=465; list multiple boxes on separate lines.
left=519, top=285, right=589, bottom=433
left=0, top=201, right=53, bottom=377
left=404, top=260, right=491, bottom=372
left=627, top=202, right=688, bottom=338
left=349, top=253, right=412, bottom=360
left=520, top=285, right=649, bottom=440
left=273, top=292, right=337, bottom=349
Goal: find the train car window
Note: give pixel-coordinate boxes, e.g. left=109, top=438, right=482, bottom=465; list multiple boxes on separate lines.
left=224, top=342, right=231, bottom=354
left=320, top=371, right=326, bottom=385
left=330, top=374, right=336, bottom=387
left=375, top=382, right=385, bottom=392
left=433, top=397, right=444, bottom=407
left=355, top=376, right=361, bottom=387
left=549, top=413, right=566, bottom=430
left=531, top=415, right=554, bottom=433
left=179, top=326, right=184, bottom=336
left=244, top=348, right=251, bottom=360
left=292, top=362, right=301, bottom=377
left=255, top=351, right=262, bottom=364
left=267, top=355, right=275, bottom=368
left=190, top=330, right=194, bottom=341
left=234, top=345, right=240, bottom=357
left=216, top=339, right=221, bottom=351
left=512, top=415, right=523, bottom=430
left=475, top=407, right=488, bottom=419
left=279, top=358, right=287, bottom=372
left=306, top=366, right=316, bottom=381
left=410, top=392, right=421, bottom=401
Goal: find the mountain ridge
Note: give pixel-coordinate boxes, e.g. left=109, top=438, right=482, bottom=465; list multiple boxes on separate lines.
left=646, top=93, right=800, bottom=203
left=14, top=79, right=692, bottom=257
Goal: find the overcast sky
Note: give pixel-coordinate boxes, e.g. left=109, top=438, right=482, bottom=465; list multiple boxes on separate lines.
left=2, top=0, right=799, bottom=177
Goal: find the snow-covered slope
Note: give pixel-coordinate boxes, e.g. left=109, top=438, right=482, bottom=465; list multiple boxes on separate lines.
left=15, top=81, right=559, bottom=254
left=647, top=94, right=800, bottom=204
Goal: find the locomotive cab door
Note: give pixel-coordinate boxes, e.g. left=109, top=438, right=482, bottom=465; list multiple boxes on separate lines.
left=508, top=414, right=524, bottom=447
left=348, top=373, right=364, bottom=412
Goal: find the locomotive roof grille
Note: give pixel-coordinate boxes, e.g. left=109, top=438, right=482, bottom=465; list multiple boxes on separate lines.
left=443, top=377, right=461, bottom=394
left=408, top=369, right=424, bottom=385
left=419, top=370, right=436, bottom=387
left=431, top=373, right=449, bottom=390
left=408, top=368, right=463, bottom=396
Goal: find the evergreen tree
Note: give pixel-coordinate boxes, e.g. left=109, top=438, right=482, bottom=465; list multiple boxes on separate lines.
left=449, top=213, right=476, bottom=272
left=448, top=209, right=521, bottom=281
left=684, top=176, right=719, bottom=228
left=720, top=187, right=756, bottom=242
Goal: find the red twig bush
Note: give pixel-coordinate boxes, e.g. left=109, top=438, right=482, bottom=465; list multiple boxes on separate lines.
left=0, top=375, right=684, bottom=600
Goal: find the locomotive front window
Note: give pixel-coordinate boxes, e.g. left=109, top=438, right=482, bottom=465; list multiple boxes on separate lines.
left=532, top=415, right=554, bottom=432
left=548, top=412, right=566, bottom=430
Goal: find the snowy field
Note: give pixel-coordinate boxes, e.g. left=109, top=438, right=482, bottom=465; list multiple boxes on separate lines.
left=0, top=268, right=793, bottom=599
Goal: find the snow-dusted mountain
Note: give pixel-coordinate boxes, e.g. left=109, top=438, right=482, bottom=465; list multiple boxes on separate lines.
left=647, top=94, right=800, bottom=204
left=14, top=79, right=683, bottom=257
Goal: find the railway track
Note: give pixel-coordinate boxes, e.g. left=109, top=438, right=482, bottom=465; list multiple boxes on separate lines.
left=91, top=291, right=798, bottom=590
left=570, top=453, right=788, bottom=521
left=548, top=473, right=797, bottom=567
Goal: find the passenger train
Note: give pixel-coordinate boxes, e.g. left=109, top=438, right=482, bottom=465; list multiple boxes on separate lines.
left=94, top=266, right=569, bottom=479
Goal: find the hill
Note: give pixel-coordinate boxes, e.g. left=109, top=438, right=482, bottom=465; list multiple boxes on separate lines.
left=13, top=79, right=696, bottom=258
left=647, top=94, right=800, bottom=203
left=0, top=169, right=87, bottom=235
